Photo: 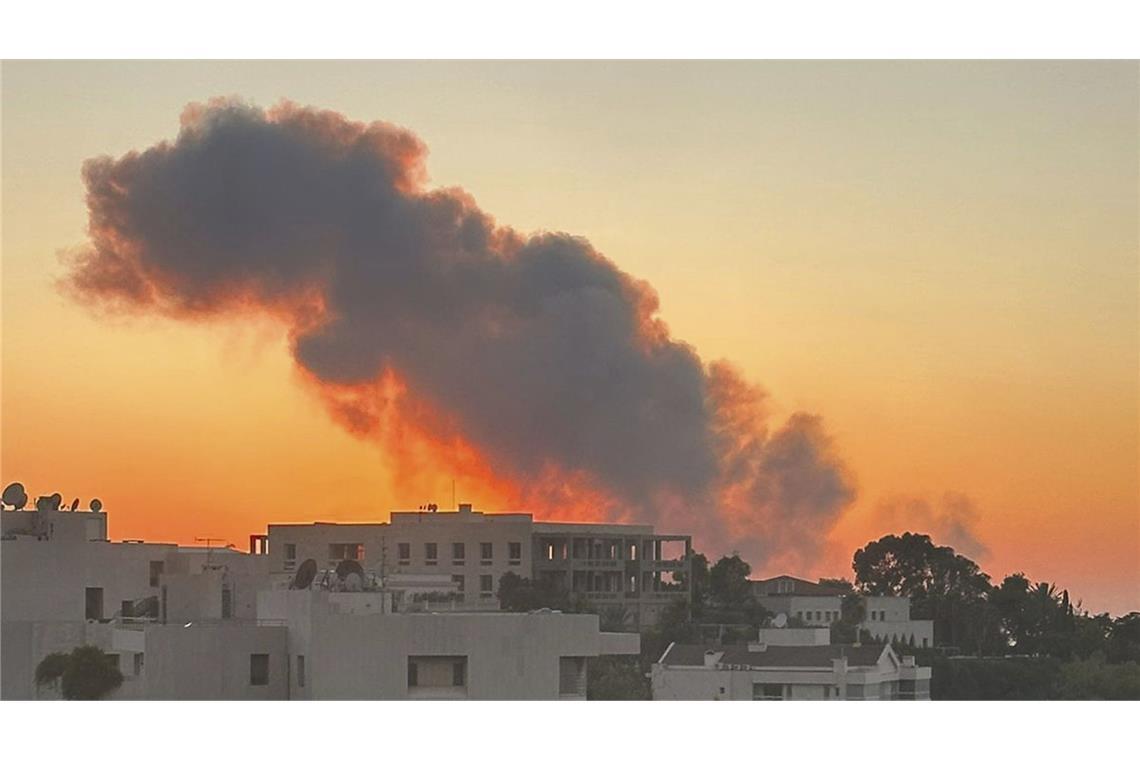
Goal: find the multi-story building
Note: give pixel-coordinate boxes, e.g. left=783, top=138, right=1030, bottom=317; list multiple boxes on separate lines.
left=260, top=504, right=692, bottom=629
left=1, top=503, right=638, bottom=700
left=751, top=574, right=934, bottom=648
left=651, top=627, right=932, bottom=700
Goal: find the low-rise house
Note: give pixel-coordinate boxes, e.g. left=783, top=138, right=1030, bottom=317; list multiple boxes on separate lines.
left=651, top=627, right=931, bottom=700
left=751, top=574, right=934, bottom=648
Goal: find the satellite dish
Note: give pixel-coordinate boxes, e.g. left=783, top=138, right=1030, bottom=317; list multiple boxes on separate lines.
left=290, top=559, right=318, bottom=590
left=35, top=495, right=56, bottom=511
left=90, top=498, right=103, bottom=513
left=335, top=559, right=365, bottom=590
left=70, top=498, right=80, bottom=511
left=48, top=493, right=62, bottom=510
left=2, top=482, right=28, bottom=510
left=335, top=559, right=364, bottom=580
left=773, top=613, right=788, bottom=629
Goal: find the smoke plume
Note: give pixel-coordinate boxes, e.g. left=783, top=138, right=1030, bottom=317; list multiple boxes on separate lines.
left=65, top=99, right=856, bottom=569
left=874, top=492, right=990, bottom=560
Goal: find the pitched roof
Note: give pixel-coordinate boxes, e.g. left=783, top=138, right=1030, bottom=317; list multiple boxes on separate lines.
left=659, top=643, right=887, bottom=669
left=751, top=575, right=844, bottom=597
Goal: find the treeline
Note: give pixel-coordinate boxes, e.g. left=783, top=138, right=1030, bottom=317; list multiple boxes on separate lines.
left=498, top=532, right=1140, bottom=699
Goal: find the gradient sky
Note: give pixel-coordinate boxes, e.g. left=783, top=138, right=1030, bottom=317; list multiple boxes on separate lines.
left=2, top=61, right=1137, bottom=613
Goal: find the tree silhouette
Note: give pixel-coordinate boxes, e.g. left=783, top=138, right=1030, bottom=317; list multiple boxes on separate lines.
left=35, top=646, right=123, bottom=700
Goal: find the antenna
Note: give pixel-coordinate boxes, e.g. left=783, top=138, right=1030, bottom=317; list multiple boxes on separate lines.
left=195, top=537, right=227, bottom=570
left=452, top=478, right=456, bottom=510
left=290, top=559, right=318, bottom=590
left=2, top=482, right=28, bottom=510
left=90, top=498, right=103, bottom=512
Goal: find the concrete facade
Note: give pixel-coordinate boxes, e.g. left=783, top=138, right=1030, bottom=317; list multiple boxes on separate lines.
left=752, top=575, right=935, bottom=646
left=262, top=504, right=692, bottom=629
left=259, top=590, right=638, bottom=699
left=2, top=505, right=639, bottom=700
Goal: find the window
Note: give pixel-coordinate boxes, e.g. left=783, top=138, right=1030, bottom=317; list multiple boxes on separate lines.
left=480, top=542, right=493, bottom=564
left=133, top=653, right=144, bottom=676
left=398, top=543, right=410, bottom=564
left=407, top=656, right=467, bottom=696
left=559, top=657, right=586, bottom=697
left=284, top=544, right=296, bottom=571
left=121, top=600, right=133, bottom=618
left=149, top=560, right=164, bottom=588
left=328, top=543, right=364, bottom=563
left=425, top=542, right=438, bottom=565
left=297, top=655, right=306, bottom=688
left=452, top=542, right=465, bottom=564
left=250, top=654, right=270, bottom=686
left=85, top=587, right=104, bottom=620
left=480, top=574, right=493, bottom=597
left=753, top=683, right=785, bottom=701
left=509, top=542, right=522, bottom=565
left=107, top=653, right=120, bottom=673
left=221, top=585, right=233, bottom=619
left=452, top=574, right=466, bottom=592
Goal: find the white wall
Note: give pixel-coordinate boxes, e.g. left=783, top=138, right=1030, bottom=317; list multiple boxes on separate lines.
left=260, top=589, right=635, bottom=699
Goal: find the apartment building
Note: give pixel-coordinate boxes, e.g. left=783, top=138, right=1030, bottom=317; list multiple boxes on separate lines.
left=261, top=504, right=693, bottom=629
left=1, top=503, right=639, bottom=700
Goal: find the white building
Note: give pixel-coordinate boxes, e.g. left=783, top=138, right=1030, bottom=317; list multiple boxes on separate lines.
left=651, top=627, right=931, bottom=700
left=259, top=589, right=637, bottom=699
left=751, top=575, right=935, bottom=648
left=2, top=504, right=638, bottom=700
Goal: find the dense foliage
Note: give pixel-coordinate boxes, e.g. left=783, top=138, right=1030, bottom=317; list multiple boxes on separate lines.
left=500, top=534, right=1140, bottom=700
left=35, top=646, right=123, bottom=700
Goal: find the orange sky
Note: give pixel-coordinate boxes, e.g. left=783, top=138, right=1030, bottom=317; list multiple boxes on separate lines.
left=2, top=61, right=1137, bottom=613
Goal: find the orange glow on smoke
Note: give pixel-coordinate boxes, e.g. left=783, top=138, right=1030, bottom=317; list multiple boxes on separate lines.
left=309, top=367, right=614, bottom=523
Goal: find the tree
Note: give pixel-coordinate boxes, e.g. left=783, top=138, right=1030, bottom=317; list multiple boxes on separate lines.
left=853, top=533, right=996, bottom=652
left=1106, top=612, right=1140, bottom=665
left=709, top=554, right=753, bottom=608
left=587, top=656, right=650, bottom=700
left=496, top=571, right=593, bottom=613
left=35, top=646, right=123, bottom=700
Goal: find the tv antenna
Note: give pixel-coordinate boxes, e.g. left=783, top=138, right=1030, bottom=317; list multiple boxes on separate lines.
left=195, top=537, right=230, bottom=570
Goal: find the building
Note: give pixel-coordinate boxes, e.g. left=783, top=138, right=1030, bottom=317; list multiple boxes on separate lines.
left=752, top=575, right=935, bottom=648
left=259, top=589, right=636, bottom=699
left=260, top=503, right=692, bottom=629
left=2, top=503, right=638, bottom=700
left=651, top=627, right=932, bottom=700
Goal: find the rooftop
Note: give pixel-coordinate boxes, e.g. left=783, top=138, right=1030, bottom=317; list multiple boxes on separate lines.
left=659, top=642, right=887, bottom=669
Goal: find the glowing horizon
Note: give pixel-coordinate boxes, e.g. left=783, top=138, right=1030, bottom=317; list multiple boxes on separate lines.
left=2, top=61, right=1136, bottom=614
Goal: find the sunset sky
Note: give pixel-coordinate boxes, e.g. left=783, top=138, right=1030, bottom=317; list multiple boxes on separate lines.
left=2, top=61, right=1137, bottom=613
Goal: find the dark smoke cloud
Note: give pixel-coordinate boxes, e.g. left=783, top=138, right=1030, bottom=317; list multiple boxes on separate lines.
left=65, top=99, right=856, bottom=568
